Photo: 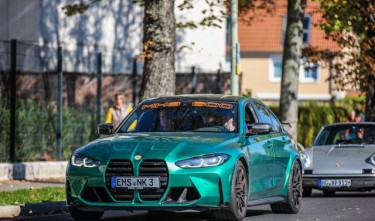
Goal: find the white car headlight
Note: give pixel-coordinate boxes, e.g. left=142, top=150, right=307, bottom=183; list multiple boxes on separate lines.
left=366, top=154, right=375, bottom=166
left=71, top=154, right=100, bottom=168
left=175, top=154, right=230, bottom=168
left=300, top=152, right=311, bottom=169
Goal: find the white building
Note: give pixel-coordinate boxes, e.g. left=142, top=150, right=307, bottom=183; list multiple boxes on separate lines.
left=0, top=0, right=228, bottom=73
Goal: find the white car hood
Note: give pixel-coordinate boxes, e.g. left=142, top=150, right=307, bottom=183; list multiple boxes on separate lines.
left=312, top=144, right=375, bottom=174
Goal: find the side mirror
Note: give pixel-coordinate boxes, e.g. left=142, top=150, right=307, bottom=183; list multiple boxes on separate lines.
left=247, top=123, right=273, bottom=136
left=97, top=123, right=114, bottom=135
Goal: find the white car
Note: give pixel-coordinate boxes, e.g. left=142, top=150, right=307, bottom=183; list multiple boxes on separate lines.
left=301, top=122, right=375, bottom=197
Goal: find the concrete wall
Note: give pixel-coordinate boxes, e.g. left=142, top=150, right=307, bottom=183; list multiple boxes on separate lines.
left=0, top=0, right=39, bottom=42
left=0, top=162, right=67, bottom=181
left=0, top=0, right=227, bottom=73
left=175, top=0, right=228, bottom=73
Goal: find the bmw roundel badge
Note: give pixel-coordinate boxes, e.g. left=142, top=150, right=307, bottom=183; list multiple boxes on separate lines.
left=134, top=155, right=142, bottom=161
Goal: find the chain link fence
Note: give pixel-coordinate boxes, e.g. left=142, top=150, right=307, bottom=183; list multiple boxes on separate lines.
left=0, top=40, right=234, bottom=163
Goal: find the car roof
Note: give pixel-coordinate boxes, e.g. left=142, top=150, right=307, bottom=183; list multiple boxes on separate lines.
left=143, top=94, right=250, bottom=103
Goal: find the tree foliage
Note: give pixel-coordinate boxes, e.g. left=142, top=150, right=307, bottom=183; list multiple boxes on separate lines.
left=303, top=0, right=375, bottom=121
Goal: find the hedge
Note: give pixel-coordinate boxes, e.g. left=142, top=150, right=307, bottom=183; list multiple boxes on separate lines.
left=270, top=103, right=348, bottom=148
left=0, top=99, right=99, bottom=162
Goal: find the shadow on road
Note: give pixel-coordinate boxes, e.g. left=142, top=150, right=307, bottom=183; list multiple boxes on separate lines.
left=309, top=191, right=375, bottom=198
left=100, top=209, right=273, bottom=221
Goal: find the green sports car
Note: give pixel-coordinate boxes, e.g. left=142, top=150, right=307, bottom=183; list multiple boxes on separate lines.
left=66, top=95, right=302, bottom=221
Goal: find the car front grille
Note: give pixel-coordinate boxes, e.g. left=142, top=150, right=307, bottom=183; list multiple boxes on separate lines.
left=105, top=160, right=134, bottom=201
left=105, top=159, right=169, bottom=202
left=139, top=160, right=169, bottom=201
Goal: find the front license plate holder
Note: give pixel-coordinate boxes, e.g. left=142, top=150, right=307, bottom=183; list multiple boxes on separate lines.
left=318, top=179, right=352, bottom=187
left=111, top=176, right=160, bottom=189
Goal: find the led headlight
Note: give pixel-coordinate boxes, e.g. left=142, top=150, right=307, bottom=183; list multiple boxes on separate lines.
left=300, top=151, right=311, bottom=169
left=71, top=154, right=100, bottom=168
left=175, top=154, right=230, bottom=168
left=366, top=154, right=375, bottom=166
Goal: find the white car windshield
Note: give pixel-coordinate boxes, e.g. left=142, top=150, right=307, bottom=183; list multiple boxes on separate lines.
left=314, top=124, right=375, bottom=145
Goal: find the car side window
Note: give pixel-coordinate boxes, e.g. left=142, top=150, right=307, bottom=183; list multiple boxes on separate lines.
left=252, top=102, right=274, bottom=131
left=269, top=112, right=283, bottom=132
left=245, top=103, right=257, bottom=126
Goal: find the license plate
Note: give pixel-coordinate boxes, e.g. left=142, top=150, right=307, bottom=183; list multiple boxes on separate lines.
left=112, top=176, right=160, bottom=189
left=318, top=179, right=351, bottom=187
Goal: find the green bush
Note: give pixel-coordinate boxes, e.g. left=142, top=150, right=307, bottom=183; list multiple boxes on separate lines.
left=270, top=102, right=349, bottom=148
left=0, top=98, right=100, bottom=162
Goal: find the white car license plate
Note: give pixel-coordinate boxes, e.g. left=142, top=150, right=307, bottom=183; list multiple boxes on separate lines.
left=319, top=179, right=352, bottom=187
left=112, top=176, right=160, bottom=189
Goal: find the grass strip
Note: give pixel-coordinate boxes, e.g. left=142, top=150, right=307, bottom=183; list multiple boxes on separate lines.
left=0, top=187, right=65, bottom=206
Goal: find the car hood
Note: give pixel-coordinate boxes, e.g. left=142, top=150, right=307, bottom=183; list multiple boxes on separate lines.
left=312, top=144, right=375, bottom=174
left=75, top=132, right=241, bottom=163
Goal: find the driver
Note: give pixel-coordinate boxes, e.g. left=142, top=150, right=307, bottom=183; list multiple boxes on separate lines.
left=223, top=112, right=236, bottom=132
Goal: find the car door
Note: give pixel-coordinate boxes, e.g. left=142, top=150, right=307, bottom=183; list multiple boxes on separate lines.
left=245, top=102, right=275, bottom=200
left=268, top=109, right=292, bottom=194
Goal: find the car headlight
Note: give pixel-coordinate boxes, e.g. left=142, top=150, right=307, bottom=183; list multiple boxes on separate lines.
left=300, top=152, right=311, bottom=169
left=71, top=154, right=100, bottom=168
left=366, top=154, right=375, bottom=166
left=175, top=154, right=230, bottom=168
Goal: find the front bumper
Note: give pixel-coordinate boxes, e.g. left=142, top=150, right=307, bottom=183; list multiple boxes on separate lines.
left=303, top=174, right=375, bottom=191
left=66, top=161, right=234, bottom=211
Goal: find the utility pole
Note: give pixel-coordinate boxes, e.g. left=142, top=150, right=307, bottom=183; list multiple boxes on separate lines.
left=230, top=0, right=239, bottom=96
left=57, top=46, right=62, bottom=161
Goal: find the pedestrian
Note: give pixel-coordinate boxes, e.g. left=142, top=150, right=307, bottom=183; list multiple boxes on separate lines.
left=105, top=93, right=133, bottom=128
left=345, top=110, right=360, bottom=123
left=357, top=102, right=365, bottom=122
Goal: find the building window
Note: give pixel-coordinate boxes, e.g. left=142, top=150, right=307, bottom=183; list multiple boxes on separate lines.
left=282, top=15, right=311, bottom=45
left=300, top=61, right=319, bottom=83
left=269, top=55, right=282, bottom=82
left=269, top=55, right=319, bottom=83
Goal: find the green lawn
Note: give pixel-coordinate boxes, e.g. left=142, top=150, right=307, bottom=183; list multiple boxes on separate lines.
left=0, top=187, right=65, bottom=206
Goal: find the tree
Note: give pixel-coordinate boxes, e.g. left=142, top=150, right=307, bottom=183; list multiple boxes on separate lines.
left=63, top=0, right=278, bottom=101
left=139, top=0, right=176, bottom=101
left=303, top=0, right=375, bottom=121
left=279, top=0, right=307, bottom=139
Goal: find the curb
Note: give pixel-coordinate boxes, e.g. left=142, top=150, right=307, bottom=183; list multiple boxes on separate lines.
left=0, top=162, right=67, bottom=181
left=0, top=201, right=67, bottom=219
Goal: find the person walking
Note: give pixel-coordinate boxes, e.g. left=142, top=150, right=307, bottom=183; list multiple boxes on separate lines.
left=345, top=110, right=361, bottom=123
left=105, top=93, right=133, bottom=128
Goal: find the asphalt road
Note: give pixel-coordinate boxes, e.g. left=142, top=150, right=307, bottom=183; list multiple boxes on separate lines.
left=13, top=190, right=375, bottom=221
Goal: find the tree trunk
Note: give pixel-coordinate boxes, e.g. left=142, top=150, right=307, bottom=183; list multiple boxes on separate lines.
left=140, top=0, right=176, bottom=101
left=279, top=0, right=307, bottom=140
left=365, top=76, right=375, bottom=121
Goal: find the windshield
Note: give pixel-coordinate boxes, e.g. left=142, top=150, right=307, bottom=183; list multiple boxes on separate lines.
left=314, top=124, right=375, bottom=145
left=118, top=101, right=238, bottom=133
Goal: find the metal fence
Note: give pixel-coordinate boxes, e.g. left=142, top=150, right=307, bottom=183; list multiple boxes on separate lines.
left=0, top=39, right=234, bottom=163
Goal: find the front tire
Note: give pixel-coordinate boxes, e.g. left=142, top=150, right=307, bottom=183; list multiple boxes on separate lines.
left=69, top=207, right=104, bottom=220
left=270, top=161, right=302, bottom=214
left=213, top=161, right=248, bottom=221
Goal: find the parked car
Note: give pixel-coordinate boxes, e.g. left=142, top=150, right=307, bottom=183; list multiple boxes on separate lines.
left=66, top=95, right=302, bottom=221
left=301, top=122, right=375, bottom=197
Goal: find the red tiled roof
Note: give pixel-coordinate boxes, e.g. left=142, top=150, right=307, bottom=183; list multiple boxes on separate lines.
left=239, top=0, right=339, bottom=52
